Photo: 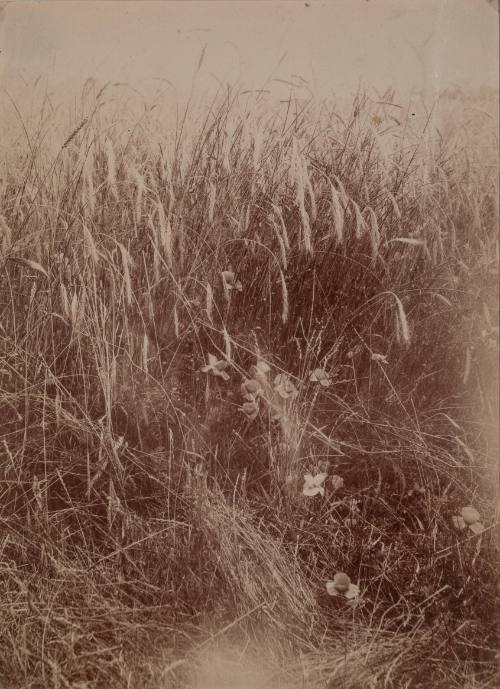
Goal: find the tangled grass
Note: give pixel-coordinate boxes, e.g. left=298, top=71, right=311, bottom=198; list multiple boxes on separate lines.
left=0, top=82, right=498, bottom=688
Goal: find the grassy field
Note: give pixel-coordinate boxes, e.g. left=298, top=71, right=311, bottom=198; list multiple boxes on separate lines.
left=0, top=83, right=498, bottom=689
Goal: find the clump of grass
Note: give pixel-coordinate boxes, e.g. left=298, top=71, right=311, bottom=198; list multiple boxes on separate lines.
left=0, top=83, right=498, bottom=688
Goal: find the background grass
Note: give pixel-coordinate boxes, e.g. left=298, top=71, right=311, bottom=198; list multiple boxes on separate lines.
left=0, top=82, right=498, bottom=689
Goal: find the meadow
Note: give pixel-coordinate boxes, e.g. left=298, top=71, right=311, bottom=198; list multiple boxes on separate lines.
left=0, top=81, right=498, bottom=688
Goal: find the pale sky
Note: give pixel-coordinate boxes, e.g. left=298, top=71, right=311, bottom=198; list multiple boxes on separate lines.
left=0, top=1, right=498, bottom=102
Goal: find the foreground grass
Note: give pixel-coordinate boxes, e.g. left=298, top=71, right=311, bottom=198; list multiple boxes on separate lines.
left=0, top=84, right=498, bottom=688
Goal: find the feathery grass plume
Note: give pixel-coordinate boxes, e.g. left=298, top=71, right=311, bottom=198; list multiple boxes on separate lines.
left=270, top=218, right=288, bottom=270
left=367, top=206, right=380, bottom=258
left=238, top=204, right=250, bottom=236
left=223, top=326, right=232, bottom=361
left=352, top=199, right=366, bottom=239
left=157, top=201, right=173, bottom=269
left=208, top=180, right=216, bottom=223
left=394, top=308, right=402, bottom=343
left=279, top=267, right=289, bottom=324
left=77, top=286, right=87, bottom=332
left=173, top=305, right=179, bottom=339
left=449, top=219, right=457, bottom=254
left=332, top=174, right=349, bottom=207
left=206, top=282, right=214, bottom=324
left=82, top=223, right=99, bottom=266
left=116, top=241, right=133, bottom=307
left=70, top=291, right=79, bottom=329
left=362, top=181, right=370, bottom=204
left=104, top=137, right=119, bottom=201
left=142, top=332, right=149, bottom=375
left=434, top=226, right=444, bottom=264
left=61, top=118, right=88, bottom=150
left=389, top=237, right=427, bottom=249
left=82, top=145, right=96, bottom=215
left=304, top=161, right=317, bottom=222
left=292, top=145, right=313, bottom=252
left=147, top=214, right=161, bottom=283
left=330, top=182, right=344, bottom=243
left=297, top=173, right=313, bottom=253
left=387, top=190, right=402, bottom=220
left=127, top=163, right=146, bottom=224
left=12, top=257, right=48, bottom=279
left=299, top=199, right=312, bottom=254
left=272, top=204, right=290, bottom=251
left=59, top=282, right=70, bottom=319
left=392, top=292, right=411, bottom=346
left=0, top=215, right=12, bottom=254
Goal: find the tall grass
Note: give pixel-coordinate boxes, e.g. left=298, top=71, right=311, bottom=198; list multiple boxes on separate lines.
left=0, top=82, right=498, bottom=689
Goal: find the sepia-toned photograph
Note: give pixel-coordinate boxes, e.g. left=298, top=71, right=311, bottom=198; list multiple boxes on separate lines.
left=0, top=1, right=498, bottom=687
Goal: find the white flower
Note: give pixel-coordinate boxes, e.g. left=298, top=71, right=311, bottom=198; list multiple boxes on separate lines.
left=461, top=506, right=480, bottom=524
left=240, top=400, right=259, bottom=420
left=302, top=472, right=327, bottom=497
left=241, top=378, right=263, bottom=400
left=326, top=572, right=360, bottom=599
left=201, top=354, right=230, bottom=381
left=249, top=360, right=271, bottom=381
left=371, top=352, right=388, bottom=365
left=310, top=368, right=332, bottom=386
left=274, top=373, right=298, bottom=400
left=346, top=345, right=362, bottom=359
left=221, top=270, right=242, bottom=292
left=453, top=505, right=484, bottom=534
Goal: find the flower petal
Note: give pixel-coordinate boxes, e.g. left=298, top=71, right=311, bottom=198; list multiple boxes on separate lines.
left=312, top=472, right=327, bottom=486
left=310, top=368, right=332, bottom=386
left=461, top=506, right=480, bottom=525
left=346, top=597, right=363, bottom=608
left=274, top=374, right=298, bottom=399
left=469, top=521, right=484, bottom=535
left=330, top=475, right=344, bottom=491
left=256, top=360, right=271, bottom=375
left=345, top=583, right=360, bottom=599
left=332, top=572, right=351, bottom=593
left=302, top=485, right=321, bottom=497
left=241, top=378, right=262, bottom=397
left=241, top=401, right=259, bottom=420
left=326, top=581, right=340, bottom=596
left=452, top=515, right=466, bottom=531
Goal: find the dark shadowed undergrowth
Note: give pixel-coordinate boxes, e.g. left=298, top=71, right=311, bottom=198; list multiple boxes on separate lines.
left=0, top=84, right=498, bottom=688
